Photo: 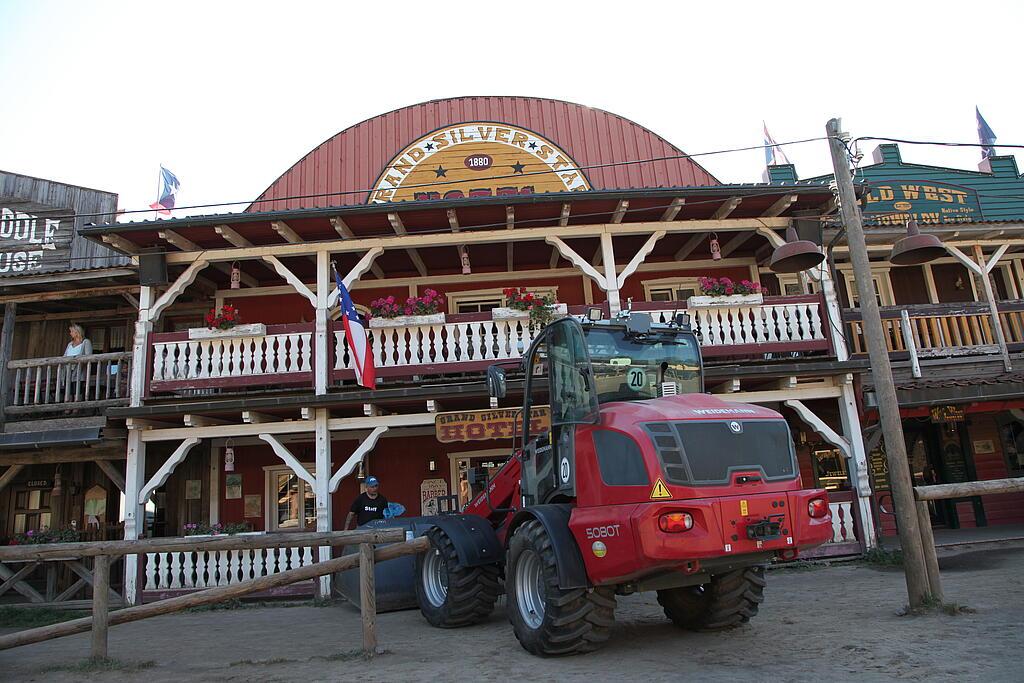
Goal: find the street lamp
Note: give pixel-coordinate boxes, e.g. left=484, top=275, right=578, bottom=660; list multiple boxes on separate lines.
left=889, top=219, right=947, bottom=266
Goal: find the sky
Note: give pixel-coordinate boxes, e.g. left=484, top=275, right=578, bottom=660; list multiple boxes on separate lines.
left=1, top=0, right=1021, bottom=220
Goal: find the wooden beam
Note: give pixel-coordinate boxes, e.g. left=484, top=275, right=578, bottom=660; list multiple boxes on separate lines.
left=387, top=213, right=406, bottom=235
left=138, top=437, right=201, bottom=504
left=674, top=234, right=706, bottom=261
left=214, top=224, right=252, bottom=248
left=426, top=399, right=443, bottom=413
left=549, top=245, right=561, bottom=269
left=660, top=197, right=685, bottom=222
left=0, top=449, right=125, bottom=466
left=270, top=220, right=304, bottom=244
left=385, top=212, right=425, bottom=276
left=94, top=460, right=125, bottom=493
left=0, top=465, right=24, bottom=493
left=718, top=232, right=753, bottom=258
left=147, top=259, right=209, bottom=321
left=363, top=404, right=381, bottom=417
left=784, top=399, right=850, bottom=460
left=126, top=417, right=178, bottom=430
left=0, top=285, right=141, bottom=305
left=611, top=199, right=629, bottom=224
left=242, top=411, right=280, bottom=424
left=159, top=229, right=200, bottom=252
left=559, top=203, right=571, bottom=227
left=769, top=376, right=799, bottom=391
left=447, top=210, right=460, bottom=232
left=506, top=206, right=515, bottom=230
left=406, top=249, right=428, bottom=277
left=101, top=234, right=140, bottom=255
left=259, top=434, right=315, bottom=487
left=330, top=217, right=354, bottom=238
left=712, top=197, right=743, bottom=220
left=183, top=414, right=229, bottom=428
left=121, top=293, right=140, bottom=308
left=710, top=378, right=741, bottom=394
left=762, top=194, right=798, bottom=218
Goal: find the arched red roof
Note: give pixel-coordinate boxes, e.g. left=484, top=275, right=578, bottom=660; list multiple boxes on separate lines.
left=248, top=96, right=719, bottom=211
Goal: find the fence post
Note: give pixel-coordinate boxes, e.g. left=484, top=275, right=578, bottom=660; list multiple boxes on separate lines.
left=359, top=542, right=376, bottom=656
left=915, top=501, right=943, bottom=601
left=91, top=555, right=110, bottom=659
left=899, top=309, right=921, bottom=379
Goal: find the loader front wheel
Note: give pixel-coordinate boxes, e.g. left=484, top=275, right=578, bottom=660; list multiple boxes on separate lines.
left=657, top=565, right=766, bottom=630
left=415, top=526, right=499, bottom=628
left=506, top=520, right=615, bottom=656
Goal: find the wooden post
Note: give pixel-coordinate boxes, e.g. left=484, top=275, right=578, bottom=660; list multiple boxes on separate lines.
left=900, top=309, right=922, bottom=379
left=915, top=502, right=943, bottom=601
left=122, top=428, right=147, bottom=604
left=315, top=408, right=332, bottom=598
left=599, top=233, right=620, bottom=316
left=972, top=244, right=1012, bottom=372
left=827, top=118, right=932, bottom=609
left=0, top=303, right=16, bottom=428
left=359, top=542, right=377, bottom=655
left=91, top=555, right=110, bottom=659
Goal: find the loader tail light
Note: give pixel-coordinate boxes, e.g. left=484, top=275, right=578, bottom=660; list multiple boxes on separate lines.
left=808, top=498, right=828, bottom=519
left=658, top=512, right=694, bottom=533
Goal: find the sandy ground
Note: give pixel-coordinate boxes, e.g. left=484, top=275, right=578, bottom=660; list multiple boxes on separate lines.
left=2, top=540, right=1023, bottom=682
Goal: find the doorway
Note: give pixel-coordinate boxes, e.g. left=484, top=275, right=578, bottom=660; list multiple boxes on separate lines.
left=449, top=448, right=512, bottom=510
left=904, top=419, right=984, bottom=529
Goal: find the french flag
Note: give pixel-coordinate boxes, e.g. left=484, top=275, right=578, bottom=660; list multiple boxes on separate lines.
left=334, top=267, right=376, bottom=389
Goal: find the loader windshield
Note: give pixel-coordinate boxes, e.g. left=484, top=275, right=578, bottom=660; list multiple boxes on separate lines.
left=584, top=327, right=702, bottom=404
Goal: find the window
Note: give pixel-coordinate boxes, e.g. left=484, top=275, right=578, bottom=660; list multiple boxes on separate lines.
left=642, top=278, right=701, bottom=303
left=13, top=488, right=52, bottom=534
left=447, top=287, right=558, bottom=314
left=842, top=271, right=893, bottom=307
left=265, top=466, right=316, bottom=531
left=997, top=418, right=1024, bottom=476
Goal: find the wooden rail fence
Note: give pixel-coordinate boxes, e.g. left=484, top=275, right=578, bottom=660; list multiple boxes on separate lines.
left=0, top=529, right=428, bottom=658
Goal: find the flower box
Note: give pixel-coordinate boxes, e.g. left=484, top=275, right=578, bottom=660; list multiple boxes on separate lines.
left=491, top=304, right=568, bottom=320
left=369, top=313, right=446, bottom=328
left=188, top=323, right=267, bottom=340
left=686, top=294, right=764, bottom=308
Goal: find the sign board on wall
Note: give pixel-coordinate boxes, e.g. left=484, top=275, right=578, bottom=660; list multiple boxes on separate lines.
left=370, top=123, right=591, bottom=204
left=930, top=405, right=965, bottom=424
left=0, top=204, right=72, bottom=274
left=864, top=181, right=983, bottom=226
left=420, top=478, right=449, bottom=516
left=435, top=406, right=551, bottom=443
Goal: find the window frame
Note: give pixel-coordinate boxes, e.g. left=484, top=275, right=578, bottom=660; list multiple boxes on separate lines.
left=641, top=277, right=702, bottom=303
left=446, top=286, right=558, bottom=315
left=263, top=463, right=317, bottom=532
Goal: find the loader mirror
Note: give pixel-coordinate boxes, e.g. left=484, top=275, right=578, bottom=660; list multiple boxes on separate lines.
left=486, top=365, right=507, bottom=399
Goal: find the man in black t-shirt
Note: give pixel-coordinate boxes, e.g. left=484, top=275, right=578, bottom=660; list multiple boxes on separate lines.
left=345, top=476, right=389, bottom=528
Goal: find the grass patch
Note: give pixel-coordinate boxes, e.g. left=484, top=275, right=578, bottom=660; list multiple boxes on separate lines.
left=41, top=657, right=156, bottom=674
left=230, top=657, right=299, bottom=667
left=319, top=648, right=387, bottom=662
left=186, top=598, right=248, bottom=612
left=0, top=607, right=86, bottom=628
left=898, top=594, right=977, bottom=617
left=230, top=649, right=388, bottom=667
left=773, top=559, right=830, bottom=572
left=862, top=547, right=904, bottom=567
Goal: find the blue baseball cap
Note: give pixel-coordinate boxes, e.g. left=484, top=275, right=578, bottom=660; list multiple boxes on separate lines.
left=366, top=476, right=379, bottom=486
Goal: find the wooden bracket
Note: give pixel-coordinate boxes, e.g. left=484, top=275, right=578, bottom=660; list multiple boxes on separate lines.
left=260, top=434, right=315, bottom=487
left=138, top=437, right=201, bottom=504
left=329, top=426, right=388, bottom=492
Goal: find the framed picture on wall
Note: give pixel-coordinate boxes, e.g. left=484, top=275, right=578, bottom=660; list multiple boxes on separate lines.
left=225, top=474, right=242, bottom=500
left=244, top=494, right=261, bottom=518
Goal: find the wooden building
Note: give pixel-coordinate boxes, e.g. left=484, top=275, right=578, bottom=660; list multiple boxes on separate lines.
left=0, top=171, right=141, bottom=604
left=78, top=97, right=877, bottom=604
left=769, top=144, right=1024, bottom=535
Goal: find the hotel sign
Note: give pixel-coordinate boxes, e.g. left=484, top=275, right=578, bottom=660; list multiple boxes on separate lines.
left=864, top=181, right=983, bottom=226
left=0, top=204, right=72, bottom=275
left=370, top=123, right=591, bottom=204
left=435, top=406, right=551, bottom=443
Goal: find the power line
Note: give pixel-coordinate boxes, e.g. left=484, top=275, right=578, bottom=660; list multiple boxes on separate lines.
left=853, top=136, right=1024, bottom=151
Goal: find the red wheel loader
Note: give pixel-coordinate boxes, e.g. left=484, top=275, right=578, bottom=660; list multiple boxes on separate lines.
left=414, top=311, right=833, bottom=656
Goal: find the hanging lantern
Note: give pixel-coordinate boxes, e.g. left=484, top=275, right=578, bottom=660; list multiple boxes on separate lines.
left=224, top=439, right=235, bottom=472
left=51, top=466, right=63, bottom=498
left=889, top=219, right=946, bottom=266
left=460, top=246, right=471, bottom=275
left=709, top=233, right=722, bottom=261
left=230, top=262, right=241, bottom=289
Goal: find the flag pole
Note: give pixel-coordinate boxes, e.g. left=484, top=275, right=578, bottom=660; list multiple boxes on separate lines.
left=153, top=165, right=162, bottom=221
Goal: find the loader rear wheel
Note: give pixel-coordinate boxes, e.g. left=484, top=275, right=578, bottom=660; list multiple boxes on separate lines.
left=657, top=566, right=766, bottom=630
left=415, top=526, right=500, bottom=628
left=506, top=520, right=616, bottom=656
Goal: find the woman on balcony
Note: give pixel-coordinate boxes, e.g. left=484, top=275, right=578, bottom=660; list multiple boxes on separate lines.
left=62, top=323, right=93, bottom=400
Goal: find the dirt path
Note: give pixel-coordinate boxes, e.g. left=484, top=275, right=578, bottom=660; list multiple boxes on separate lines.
left=2, top=541, right=1023, bottom=682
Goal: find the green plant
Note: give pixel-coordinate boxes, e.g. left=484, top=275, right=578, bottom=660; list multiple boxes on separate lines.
left=9, top=527, right=79, bottom=545
left=698, top=276, right=762, bottom=296
left=862, top=547, right=904, bottom=567
left=504, top=287, right=558, bottom=328
left=183, top=522, right=250, bottom=535
left=0, top=607, right=86, bottom=628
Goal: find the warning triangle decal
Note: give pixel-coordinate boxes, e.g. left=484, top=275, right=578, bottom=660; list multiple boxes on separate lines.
left=650, top=478, right=672, bottom=500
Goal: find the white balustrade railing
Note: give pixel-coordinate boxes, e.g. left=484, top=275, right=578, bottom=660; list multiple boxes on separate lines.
left=646, top=301, right=826, bottom=348
left=829, top=500, right=857, bottom=544
left=335, top=317, right=541, bottom=375
left=144, top=545, right=315, bottom=591
left=151, top=330, right=312, bottom=383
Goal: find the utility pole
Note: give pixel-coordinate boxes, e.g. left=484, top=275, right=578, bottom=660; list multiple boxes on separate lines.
left=826, top=118, right=931, bottom=608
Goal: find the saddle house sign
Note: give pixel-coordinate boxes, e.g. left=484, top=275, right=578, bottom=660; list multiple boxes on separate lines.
left=0, top=204, right=70, bottom=274
left=370, top=123, right=591, bottom=204
left=435, top=406, right=551, bottom=443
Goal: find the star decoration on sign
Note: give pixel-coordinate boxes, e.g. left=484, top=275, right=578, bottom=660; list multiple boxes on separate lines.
left=425, top=142, right=434, bottom=151
left=434, top=165, right=448, bottom=178
left=511, top=161, right=526, bottom=174
left=528, top=141, right=538, bottom=150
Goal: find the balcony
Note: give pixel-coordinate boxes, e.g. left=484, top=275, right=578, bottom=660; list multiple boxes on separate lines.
left=844, top=301, right=1024, bottom=359
left=146, top=295, right=832, bottom=397
left=4, top=352, right=132, bottom=416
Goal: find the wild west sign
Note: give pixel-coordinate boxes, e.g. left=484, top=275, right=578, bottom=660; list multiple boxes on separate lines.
left=0, top=203, right=72, bottom=274
left=435, top=406, right=551, bottom=443
left=863, top=181, right=983, bottom=226
left=370, top=123, right=591, bottom=204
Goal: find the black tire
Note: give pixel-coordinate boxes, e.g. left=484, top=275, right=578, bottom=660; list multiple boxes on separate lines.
left=415, top=526, right=500, bottom=628
left=506, top=520, right=616, bottom=656
left=657, top=566, right=766, bottom=630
